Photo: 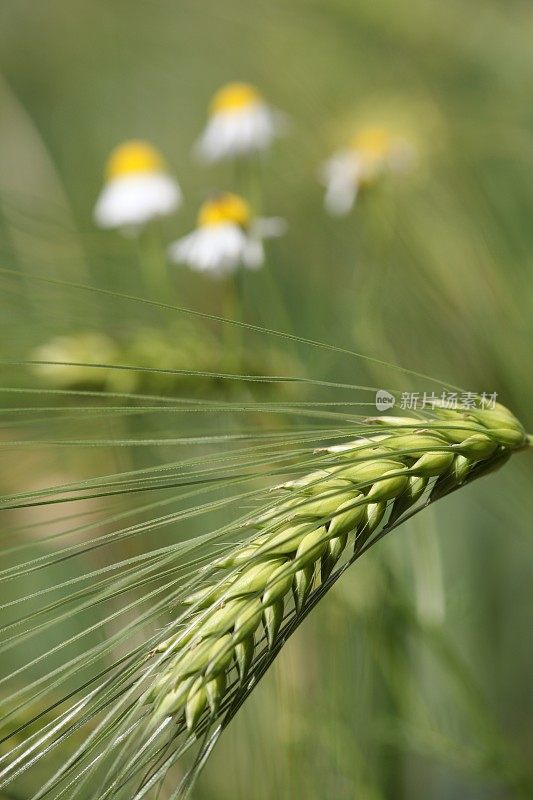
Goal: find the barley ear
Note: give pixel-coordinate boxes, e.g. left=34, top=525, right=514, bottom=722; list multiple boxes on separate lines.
left=147, top=402, right=529, bottom=741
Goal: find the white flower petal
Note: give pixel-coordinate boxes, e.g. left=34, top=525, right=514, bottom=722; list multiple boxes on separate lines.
left=242, top=238, right=265, bottom=269
left=320, top=150, right=364, bottom=216
left=94, top=173, right=181, bottom=229
left=195, top=102, right=283, bottom=162
left=168, top=224, right=249, bottom=276
left=324, top=179, right=360, bottom=216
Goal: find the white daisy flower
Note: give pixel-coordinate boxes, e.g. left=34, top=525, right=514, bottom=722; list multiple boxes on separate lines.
left=195, top=82, right=285, bottom=162
left=94, top=140, right=181, bottom=230
left=320, top=127, right=415, bottom=216
left=168, top=193, right=286, bottom=277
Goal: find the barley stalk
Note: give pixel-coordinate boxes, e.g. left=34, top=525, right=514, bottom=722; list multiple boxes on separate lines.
left=147, top=401, right=528, bottom=735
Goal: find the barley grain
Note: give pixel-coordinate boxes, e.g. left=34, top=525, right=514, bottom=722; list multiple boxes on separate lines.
left=148, top=402, right=528, bottom=733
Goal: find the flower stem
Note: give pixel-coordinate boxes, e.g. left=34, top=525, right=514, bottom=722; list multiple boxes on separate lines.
left=137, top=221, right=169, bottom=300
left=222, top=270, right=243, bottom=372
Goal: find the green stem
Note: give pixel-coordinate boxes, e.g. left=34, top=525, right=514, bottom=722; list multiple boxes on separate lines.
left=222, top=270, right=243, bottom=372
left=235, top=155, right=297, bottom=343
left=137, top=221, right=170, bottom=300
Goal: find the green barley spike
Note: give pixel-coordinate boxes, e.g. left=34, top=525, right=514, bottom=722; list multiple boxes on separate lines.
left=148, top=402, right=530, bottom=738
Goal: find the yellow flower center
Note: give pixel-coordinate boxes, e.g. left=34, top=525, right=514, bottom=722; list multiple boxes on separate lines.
left=198, top=193, right=252, bottom=228
left=210, top=82, right=262, bottom=115
left=351, top=127, right=392, bottom=159
left=106, top=140, right=165, bottom=180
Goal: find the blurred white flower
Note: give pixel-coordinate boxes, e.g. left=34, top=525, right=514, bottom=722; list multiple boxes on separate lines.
left=168, top=193, right=286, bottom=277
left=320, top=127, right=415, bottom=216
left=195, top=82, right=285, bottom=162
left=94, top=140, right=181, bottom=230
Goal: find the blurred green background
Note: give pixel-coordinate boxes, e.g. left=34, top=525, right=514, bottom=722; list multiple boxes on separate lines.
left=0, top=1, right=532, bottom=798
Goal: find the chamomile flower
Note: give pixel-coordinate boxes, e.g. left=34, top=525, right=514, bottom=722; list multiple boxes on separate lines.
left=94, top=140, right=181, bottom=230
left=320, top=127, right=415, bottom=216
left=168, top=192, right=285, bottom=277
left=195, top=82, right=285, bottom=162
